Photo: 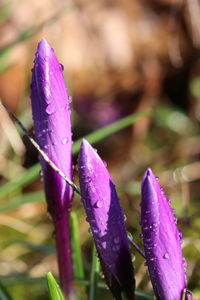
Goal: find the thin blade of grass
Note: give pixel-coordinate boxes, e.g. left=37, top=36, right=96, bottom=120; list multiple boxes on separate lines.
left=70, top=212, right=84, bottom=280
left=0, top=283, right=12, bottom=300
left=0, top=275, right=154, bottom=298
left=46, top=272, right=66, bottom=300
left=0, top=111, right=150, bottom=200
left=0, top=191, right=44, bottom=212
left=89, top=247, right=100, bottom=300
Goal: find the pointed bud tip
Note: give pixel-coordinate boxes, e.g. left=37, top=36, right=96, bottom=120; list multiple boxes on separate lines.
left=80, top=139, right=98, bottom=158
left=144, top=168, right=153, bottom=178
left=142, top=168, right=154, bottom=186
left=36, top=39, right=51, bottom=59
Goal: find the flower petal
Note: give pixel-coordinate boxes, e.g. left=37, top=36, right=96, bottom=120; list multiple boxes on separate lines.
left=141, top=168, right=187, bottom=300
left=31, top=39, right=73, bottom=216
left=78, top=139, right=135, bottom=300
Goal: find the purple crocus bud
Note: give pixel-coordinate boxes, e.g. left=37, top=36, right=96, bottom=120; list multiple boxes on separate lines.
left=78, top=139, right=135, bottom=300
left=141, top=168, right=189, bottom=300
left=30, top=39, right=73, bottom=297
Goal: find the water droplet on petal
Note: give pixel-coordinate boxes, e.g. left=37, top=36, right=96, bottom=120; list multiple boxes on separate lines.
left=103, top=160, right=107, bottom=167
left=163, top=252, right=169, bottom=259
left=113, top=236, right=120, bottom=244
left=68, top=95, right=72, bottom=103
left=46, top=103, right=56, bottom=115
left=101, top=242, right=107, bottom=249
left=150, top=257, right=155, bottom=261
left=112, top=245, right=120, bottom=252
left=96, top=200, right=103, bottom=208
left=60, top=64, right=64, bottom=71
left=61, top=137, right=68, bottom=145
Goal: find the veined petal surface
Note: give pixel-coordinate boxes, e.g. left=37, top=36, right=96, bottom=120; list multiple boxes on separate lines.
left=31, top=39, right=73, bottom=215
left=141, top=168, right=187, bottom=300
left=78, top=139, right=135, bottom=300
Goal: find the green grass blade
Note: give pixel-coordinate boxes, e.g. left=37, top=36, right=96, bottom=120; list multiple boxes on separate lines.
left=0, top=164, right=40, bottom=199
left=135, top=290, right=155, bottom=299
left=72, top=110, right=150, bottom=154
left=70, top=212, right=84, bottom=280
left=0, top=191, right=44, bottom=212
left=46, top=272, right=66, bottom=300
left=89, top=247, right=100, bottom=300
left=0, top=111, right=150, bottom=200
left=0, top=282, right=12, bottom=300
left=1, top=275, right=155, bottom=299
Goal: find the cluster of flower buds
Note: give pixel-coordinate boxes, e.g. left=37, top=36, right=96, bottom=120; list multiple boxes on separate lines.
left=30, top=39, right=192, bottom=300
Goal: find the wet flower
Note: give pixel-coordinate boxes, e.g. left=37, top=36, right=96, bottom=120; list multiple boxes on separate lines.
left=78, top=139, right=135, bottom=300
left=30, top=39, right=73, bottom=297
left=141, top=168, right=189, bottom=300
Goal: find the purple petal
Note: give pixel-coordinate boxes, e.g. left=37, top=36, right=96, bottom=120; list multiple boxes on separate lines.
left=141, top=168, right=187, bottom=300
left=78, top=139, right=135, bottom=300
left=31, top=39, right=73, bottom=216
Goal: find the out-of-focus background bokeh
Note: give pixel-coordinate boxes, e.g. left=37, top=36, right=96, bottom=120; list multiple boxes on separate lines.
left=0, top=0, right=200, bottom=299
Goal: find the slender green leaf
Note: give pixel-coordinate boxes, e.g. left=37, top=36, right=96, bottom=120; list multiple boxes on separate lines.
left=72, top=110, right=150, bottom=154
left=1, top=275, right=154, bottom=298
left=46, top=272, right=66, bottom=300
left=134, top=290, right=155, bottom=299
left=0, top=283, right=12, bottom=300
left=0, top=111, right=150, bottom=200
left=89, top=247, right=100, bottom=300
left=70, top=212, right=84, bottom=279
left=5, top=239, right=54, bottom=254
left=0, top=164, right=41, bottom=200
left=0, top=191, right=44, bottom=212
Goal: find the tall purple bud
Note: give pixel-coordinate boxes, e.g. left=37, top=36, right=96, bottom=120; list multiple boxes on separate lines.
left=30, top=39, right=73, bottom=298
left=78, top=139, right=135, bottom=300
left=141, top=168, right=191, bottom=300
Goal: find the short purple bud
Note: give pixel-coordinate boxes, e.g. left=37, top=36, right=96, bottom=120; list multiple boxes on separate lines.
left=141, top=168, right=188, bottom=300
left=78, top=139, right=135, bottom=300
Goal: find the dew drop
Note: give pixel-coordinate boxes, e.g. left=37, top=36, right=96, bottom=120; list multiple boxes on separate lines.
left=101, top=242, right=107, bottom=249
left=113, top=236, right=120, bottom=244
left=150, top=257, right=155, bottom=261
left=68, top=95, right=72, bottom=103
left=61, top=137, right=68, bottom=145
left=182, top=258, right=187, bottom=269
left=60, top=64, right=64, bottom=71
left=46, top=103, right=56, bottom=115
left=103, top=160, right=107, bottom=167
left=112, top=245, right=120, bottom=252
left=49, top=71, right=53, bottom=76
left=178, top=230, right=183, bottom=241
left=163, top=252, right=169, bottom=259
left=96, top=200, right=103, bottom=208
